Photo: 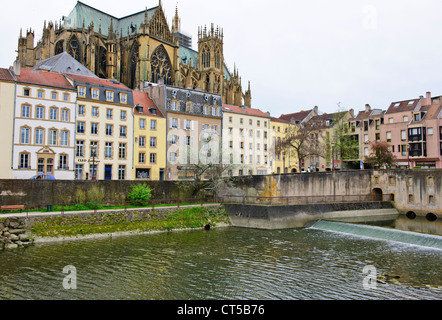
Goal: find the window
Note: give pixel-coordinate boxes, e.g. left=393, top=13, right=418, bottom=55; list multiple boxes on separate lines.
left=120, top=93, right=127, bottom=104
left=51, top=92, right=57, bottom=100
left=63, top=93, right=69, bottom=102
left=21, top=104, right=30, bottom=118
left=171, top=118, right=178, bottom=128
left=150, top=137, right=157, bottom=148
left=92, top=107, right=98, bottom=117
left=49, top=130, right=57, bottom=146
left=139, top=119, right=146, bottom=129
left=364, top=134, right=369, bottom=143
left=150, top=153, right=156, bottom=164
left=23, top=89, right=30, bottom=97
left=401, top=130, right=406, bottom=141
left=78, top=87, right=85, bottom=97
left=389, top=118, right=394, bottom=124
left=150, top=120, right=156, bottom=130
left=19, top=153, right=29, bottom=169
left=414, top=113, right=420, bottom=121
left=186, top=136, right=191, bottom=146
left=77, top=122, right=85, bottom=134
left=185, top=120, right=192, bottom=130
left=106, top=109, right=113, bottom=119
left=249, top=119, right=253, bottom=125
left=78, top=105, right=85, bottom=116
left=229, top=117, right=232, bottom=123
left=203, top=105, right=208, bottom=115
left=119, top=126, right=127, bottom=137
left=119, top=143, right=126, bottom=159
left=36, top=106, right=44, bottom=119
left=118, top=165, right=126, bottom=180
left=105, top=142, right=113, bottom=158
left=21, top=127, right=30, bottom=144
left=106, top=91, right=114, bottom=102
left=428, top=127, right=433, bottom=135
left=50, top=108, right=58, bottom=120
left=403, top=116, right=409, bottom=122
left=171, top=100, right=177, bottom=111
left=61, top=109, right=69, bottom=122
left=35, top=129, right=44, bottom=145
left=60, top=131, right=69, bottom=146
left=386, top=131, right=391, bottom=142
left=139, top=153, right=146, bottom=164
left=91, top=123, right=98, bottom=135
left=186, top=101, right=192, bottom=112
left=75, top=164, right=84, bottom=180
left=106, top=124, right=113, bottom=136
left=92, top=88, right=99, bottom=99
left=139, top=136, right=146, bottom=147
left=212, top=106, right=217, bottom=116
left=170, top=152, right=177, bottom=162
left=120, top=110, right=127, bottom=121
left=37, top=90, right=44, bottom=98
left=76, top=140, right=84, bottom=157
left=59, top=154, right=68, bottom=170
left=240, top=118, right=243, bottom=124
left=257, top=120, right=260, bottom=127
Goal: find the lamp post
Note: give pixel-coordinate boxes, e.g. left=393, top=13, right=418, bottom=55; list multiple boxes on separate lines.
left=92, top=144, right=97, bottom=180
left=331, top=142, right=335, bottom=171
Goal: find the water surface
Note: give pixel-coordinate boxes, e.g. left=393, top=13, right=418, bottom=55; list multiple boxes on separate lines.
left=0, top=226, right=441, bottom=300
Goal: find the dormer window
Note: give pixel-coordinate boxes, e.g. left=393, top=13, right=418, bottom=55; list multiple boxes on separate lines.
left=106, top=90, right=114, bottom=102
left=394, top=102, right=400, bottom=107
left=78, top=86, right=86, bottom=97
left=92, top=88, right=99, bottom=100
left=414, top=113, right=420, bottom=121
left=408, top=100, right=415, bottom=106
left=120, top=93, right=127, bottom=104
left=149, top=107, right=157, bottom=115
left=326, top=120, right=331, bottom=126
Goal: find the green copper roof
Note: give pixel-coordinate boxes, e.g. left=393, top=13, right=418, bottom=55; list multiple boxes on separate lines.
left=63, top=1, right=157, bottom=37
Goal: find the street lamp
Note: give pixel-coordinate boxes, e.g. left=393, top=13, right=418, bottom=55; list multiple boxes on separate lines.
left=92, top=144, right=97, bottom=180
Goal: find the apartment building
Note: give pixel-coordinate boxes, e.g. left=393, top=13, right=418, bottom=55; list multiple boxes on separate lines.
left=132, top=91, right=166, bottom=181
left=65, top=74, right=134, bottom=180
left=222, top=105, right=271, bottom=176
left=11, top=67, right=77, bottom=179
left=147, top=83, right=223, bottom=180
left=0, top=68, right=16, bottom=179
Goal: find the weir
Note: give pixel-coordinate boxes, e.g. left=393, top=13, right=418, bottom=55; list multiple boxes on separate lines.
left=310, top=220, right=442, bottom=250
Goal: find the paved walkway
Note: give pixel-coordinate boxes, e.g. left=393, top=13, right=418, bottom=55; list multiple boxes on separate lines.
left=0, top=203, right=221, bottom=219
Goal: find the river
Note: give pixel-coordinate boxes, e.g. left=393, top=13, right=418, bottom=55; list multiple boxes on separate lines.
left=0, top=218, right=441, bottom=300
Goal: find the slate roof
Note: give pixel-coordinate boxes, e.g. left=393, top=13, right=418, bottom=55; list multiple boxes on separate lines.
left=33, top=52, right=98, bottom=78
left=279, top=109, right=313, bottom=123
left=64, top=1, right=157, bottom=37
left=386, top=98, right=422, bottom=114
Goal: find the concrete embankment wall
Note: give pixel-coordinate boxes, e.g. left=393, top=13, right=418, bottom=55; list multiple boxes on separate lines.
left=225, top=202, right=399, bottom=229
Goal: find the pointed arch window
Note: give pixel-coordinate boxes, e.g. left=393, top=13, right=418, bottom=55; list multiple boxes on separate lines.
left=55, top=41, right=64, bottom=55
left=129, top=42, right=139, bottom=89
left=215, top=47, right=221, bottom=69
left=202, top=46, right=210, bottom=68
left=67, top=36, right=81, bottom=62
left=151, top=45, right=172, bottom=85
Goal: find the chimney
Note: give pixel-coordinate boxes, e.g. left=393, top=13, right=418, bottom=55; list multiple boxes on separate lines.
left=426, top=92, right=431, bottom=105
left=13, top=60, right=21, bottom=77
left=349, top=108, right=355, bottom=118
left=365, top=104, right=371, bottom=113
left=313, top=105, right=319, bottom=115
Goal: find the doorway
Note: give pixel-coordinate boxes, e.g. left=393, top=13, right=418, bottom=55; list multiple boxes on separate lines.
left=105, top=165, right=112, bottom=180
left=372, top=188, right=383, bottom=201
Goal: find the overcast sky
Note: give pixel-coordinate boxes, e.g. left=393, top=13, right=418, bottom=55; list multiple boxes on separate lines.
left=2, top=0, right=442, bottom=117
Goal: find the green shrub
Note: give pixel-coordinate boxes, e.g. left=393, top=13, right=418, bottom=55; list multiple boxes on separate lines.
left=127, top=183, right=152, bottom=206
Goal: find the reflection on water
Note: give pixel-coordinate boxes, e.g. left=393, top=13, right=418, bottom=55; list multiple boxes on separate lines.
left=0, top=224, right=441, bottom=300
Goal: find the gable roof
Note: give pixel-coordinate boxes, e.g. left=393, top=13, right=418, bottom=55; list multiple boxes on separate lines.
left=0, top=68, right=15, bottom=82
left=15, top=68, right=74, bottom=90
left=386, top=98, right=422, bottom=114
left=133, top=91, right=164, bottom=118
left=64, top=1, right=157, bottom=37
left=33, top=52, right=98, bottom=78
left=223, top=104, right=269, bottom=118
left=279, top=109, right=313, bottom=123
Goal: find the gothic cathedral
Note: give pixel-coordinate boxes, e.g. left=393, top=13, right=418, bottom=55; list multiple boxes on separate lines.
left=16, top=1, right=252, bottom=107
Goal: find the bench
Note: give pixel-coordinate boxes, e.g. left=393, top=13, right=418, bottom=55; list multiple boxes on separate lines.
left=1, top=205, right=25, bottom=213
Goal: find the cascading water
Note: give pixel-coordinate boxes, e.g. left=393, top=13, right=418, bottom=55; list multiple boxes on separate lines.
left=310, top=220, right=442, bottom=250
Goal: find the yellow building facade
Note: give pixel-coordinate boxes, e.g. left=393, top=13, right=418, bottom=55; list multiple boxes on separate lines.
left=132, top=91, right=166, bottom=181
left=270, top=118, right=299, bottom=174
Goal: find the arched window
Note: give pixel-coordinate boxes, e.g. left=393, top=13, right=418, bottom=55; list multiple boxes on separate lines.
left=202, top=46, right=210, bottom=68
left=129, top=42, right=139, bottom=89
left=151, top=45, right=172, bottom=85
left=67, top=36, right=81, bottom=62
left=55, top=41, right=64, bottom=55
left=215, top=47, right=221, bottom=69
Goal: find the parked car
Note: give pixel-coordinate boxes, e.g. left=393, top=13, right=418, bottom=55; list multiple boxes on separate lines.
left=30, top=174, right=55, bottom=180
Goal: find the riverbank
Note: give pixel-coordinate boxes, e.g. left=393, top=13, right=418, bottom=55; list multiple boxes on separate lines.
left=1, top=205, right=230, bottom=247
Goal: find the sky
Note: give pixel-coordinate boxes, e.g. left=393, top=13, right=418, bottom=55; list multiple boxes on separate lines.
left=2, top=0, right=442, bottom=117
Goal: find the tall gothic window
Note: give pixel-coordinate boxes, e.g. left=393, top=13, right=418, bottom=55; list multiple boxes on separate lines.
left=151, top=45, right=172, bottom=85
left=215, top=47, right=221, bottom=69
left=67, top=36, right=81, bottom=62
left=55, top=41, right=64, bottom=55
left=97, top=46, right=107, bottom=79
left=202, top=46, right=210, bottom=68
left=130, top=42, right=139, bottom=89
